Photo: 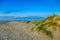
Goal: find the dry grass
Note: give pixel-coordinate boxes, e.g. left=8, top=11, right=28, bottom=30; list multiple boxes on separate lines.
left=32, top=14, right=60, bottom=39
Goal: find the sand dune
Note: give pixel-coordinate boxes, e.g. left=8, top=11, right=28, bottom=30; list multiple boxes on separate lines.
left=0, top=21, right=41, bottom=40
left=0, top=20, right=60, bottom=40
left=0, top=14, right=60, bottom=40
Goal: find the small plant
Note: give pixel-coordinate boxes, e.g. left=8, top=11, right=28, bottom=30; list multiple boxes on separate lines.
left=37, top=24, right=46, bottom=31
left=44, top=30, right=53, bottom=38
left=26, top=21, right=30, bottom=23
left=36, top=24, right=53, bottom=38
left=35, top=23, right=40, bottom=26
left=31, top=27, right=34, bottom=32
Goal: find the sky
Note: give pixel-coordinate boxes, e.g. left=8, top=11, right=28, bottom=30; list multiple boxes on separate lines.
left=0, top=0, right=60, bottom=17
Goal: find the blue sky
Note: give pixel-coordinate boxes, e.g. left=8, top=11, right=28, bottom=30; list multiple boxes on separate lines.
left=0, top=0, right=60, bottom=17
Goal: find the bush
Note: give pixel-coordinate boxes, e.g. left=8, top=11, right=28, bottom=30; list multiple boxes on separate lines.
left=36, top=24, right=53, bottom=38
left=37, top=24, right=46, bottom=31
left=44, top=30, right=53, bottom=38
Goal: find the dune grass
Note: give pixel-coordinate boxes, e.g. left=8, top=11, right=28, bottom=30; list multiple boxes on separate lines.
left=32, top=13, right=60, bottom=38
left=36, top=24, right=53, bottom=38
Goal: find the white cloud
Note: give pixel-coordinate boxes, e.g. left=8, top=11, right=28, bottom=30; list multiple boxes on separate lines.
left=0, top=12, right=60, bottom=18
left=0, top=12, right=43, bottom=17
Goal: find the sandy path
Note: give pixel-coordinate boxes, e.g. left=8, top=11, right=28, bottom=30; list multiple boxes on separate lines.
left=0, top=21, right=60, bottom=40
left=0, top=21, right=41, bottom=40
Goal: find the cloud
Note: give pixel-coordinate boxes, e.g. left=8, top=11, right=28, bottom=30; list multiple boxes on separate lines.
left=0, top=12, right=50, bottom=17
left=0, top=12, right=60, bottom=18
left=3, top=8, right=30, bottom=14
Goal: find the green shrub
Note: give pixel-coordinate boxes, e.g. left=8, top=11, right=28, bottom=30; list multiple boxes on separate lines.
left=37, top=24, right=46, bottom=31
left=44, top=30, right=53, bottom=38
left=36, top=24, right=53, bottom=38
left=26, top=21, right=30, bottom=23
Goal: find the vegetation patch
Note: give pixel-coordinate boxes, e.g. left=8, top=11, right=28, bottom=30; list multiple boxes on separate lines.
left=36, top=24, right=53, bottom=38
left=32, top=13, right=60, bottom=38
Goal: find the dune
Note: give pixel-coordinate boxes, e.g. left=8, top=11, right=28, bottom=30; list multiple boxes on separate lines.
left=0, top=14, right=60, bottom=40
left=0, top=21, right=41, bottom=40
